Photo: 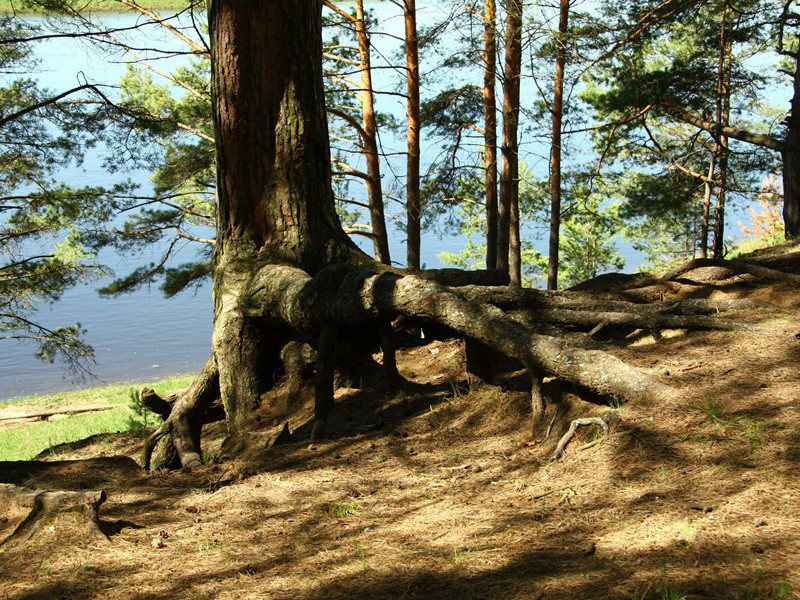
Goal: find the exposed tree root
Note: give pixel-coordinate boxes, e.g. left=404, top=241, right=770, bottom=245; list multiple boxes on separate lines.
left=660, top=257, right=800, bottom=284
left=0, top=484, right=107, bottom=551
left=552, top=413, right=618, bottom=461
left=152, top=255, right=788, bottom=470
left=143, top=356, right=220, bottom=472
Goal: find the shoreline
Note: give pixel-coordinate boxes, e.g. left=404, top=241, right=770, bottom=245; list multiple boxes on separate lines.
left=0, top=0, right=191, bottom=13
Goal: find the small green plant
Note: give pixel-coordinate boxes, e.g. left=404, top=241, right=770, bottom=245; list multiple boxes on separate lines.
left=329, top=501, right=359, bottom=518
left=198, top=539, right=214, bottom=554
left=202, top=449, right=215, bottom=464
left=587, top=425, right=605, bottom=442
left=699, top=394, right=725, bottom=423
left=368, top=454, right=388, bottom=464
left=740, top=418, right=764, bottom=450
left=46, top=437, right=61, bottom=457
left=357, top=542, right=368, bottom=571
left=445, top=447, right=463, bottom=459
left=775, top=582, right=794, bottom=598
left=128, top=388, right=156, bottom=431
left=608, top=396, right=624, bottom=410
left=453, top=546, right=464, bottom=565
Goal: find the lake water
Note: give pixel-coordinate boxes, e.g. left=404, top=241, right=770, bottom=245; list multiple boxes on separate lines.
left=0, top=4, right=775, bottom=400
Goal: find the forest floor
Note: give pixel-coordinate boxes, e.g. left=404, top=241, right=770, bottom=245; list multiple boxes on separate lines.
left=1, top=251, right=800, bottom=599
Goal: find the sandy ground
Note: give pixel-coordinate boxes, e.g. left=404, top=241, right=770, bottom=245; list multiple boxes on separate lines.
left=1, top=271, right=799, bottom=600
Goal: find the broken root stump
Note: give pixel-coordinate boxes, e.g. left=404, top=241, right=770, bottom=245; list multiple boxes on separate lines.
left=0, top=484, right=108, bottom=551
left=552, top=413, right=619, bottom=461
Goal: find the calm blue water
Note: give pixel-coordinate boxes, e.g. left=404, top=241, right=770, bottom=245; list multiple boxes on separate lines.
left=0, top=4, right=780, bottom=400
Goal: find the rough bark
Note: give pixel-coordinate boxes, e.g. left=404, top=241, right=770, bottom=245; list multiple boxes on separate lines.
left=659, top=257, right=800, bottom=284
left=209, top=0, right=360, bottom=438
left=243, top=264, right=679, bottom=409
left=784, top=49, right=800, bottom=239
left=711, top=1, right=731, bottom=259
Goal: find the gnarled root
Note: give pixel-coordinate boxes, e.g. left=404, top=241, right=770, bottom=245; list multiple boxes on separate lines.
left=143, top=356, right=220, bottom=471
left=0, top=484, right=107, bottom=551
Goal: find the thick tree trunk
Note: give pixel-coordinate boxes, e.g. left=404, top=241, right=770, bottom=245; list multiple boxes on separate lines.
left=209, top=0, right=358, bottom=437
left=149, top=1, right=700, bottom=471
left=500, top=0, right=522, bottom=284
left=547, top=0, right=569, bottom=290
left=404, top=0, right=422, bottom=270
left=355, top=0, right=391, bottom=265
left=484, top=0, right=499, bottom=270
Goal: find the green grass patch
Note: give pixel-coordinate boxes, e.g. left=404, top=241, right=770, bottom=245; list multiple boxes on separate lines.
left=1, top=374, right=194, bottom=410
left=0, top=0, right=192, bottom=13
left=0, top=374, right=193, bottom=461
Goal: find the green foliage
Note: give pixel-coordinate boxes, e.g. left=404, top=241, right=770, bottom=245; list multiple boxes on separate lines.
left=559, top=192, right=625, bottom=287
left=128, top=388, right=158, bottom=431
left=0, top=15, right=138, bottom=372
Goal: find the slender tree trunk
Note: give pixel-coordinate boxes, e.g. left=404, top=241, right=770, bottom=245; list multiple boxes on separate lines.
left=484, top=0, right=499, bottom=270
left=547, top=0, right=569, bottom=290
left=355, top=0, right=391, bottom=265
left=699, top=150, right=716, bottom=258
left=712, top=1, right=731, bottom=258
left=209, top=0, right=355, bottom=433
left=404, top=0, right=422, bottom=270
left=783, top=52, right=800, bottom=239
left=499, top=0, right=522, bottom=283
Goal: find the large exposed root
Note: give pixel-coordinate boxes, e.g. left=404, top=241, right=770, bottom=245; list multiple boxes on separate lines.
left=142, top=356, right=220, bottom=471
left=244, top=264, right=679, bottom=419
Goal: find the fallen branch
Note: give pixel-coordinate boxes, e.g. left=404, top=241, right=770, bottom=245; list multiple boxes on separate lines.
left=0, top=405, right=121, bottom=423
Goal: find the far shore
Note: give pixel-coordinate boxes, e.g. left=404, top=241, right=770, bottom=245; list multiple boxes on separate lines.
left=0, top=0, right=191, bottom=14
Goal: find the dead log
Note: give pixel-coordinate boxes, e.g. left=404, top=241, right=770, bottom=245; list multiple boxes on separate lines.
left=0, top=483, right=107, bottom=551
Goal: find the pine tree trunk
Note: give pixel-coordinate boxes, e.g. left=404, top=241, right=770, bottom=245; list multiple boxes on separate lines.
left=499, top=0, right=522, bottom=282
left=209, top=0, right=356, bottom=433
left=484, top=0, right=499, bottom=270
left=547, top=0, right=569, bottom=290
left=783, top=53, right=800, bottom=239
left=356, top=0, right=391, bottom=265
left=699, top=150, right=716, bottom=258
left=404, top=0, right=422, bottom=270
left=712, top=1, right=731, bottom=258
